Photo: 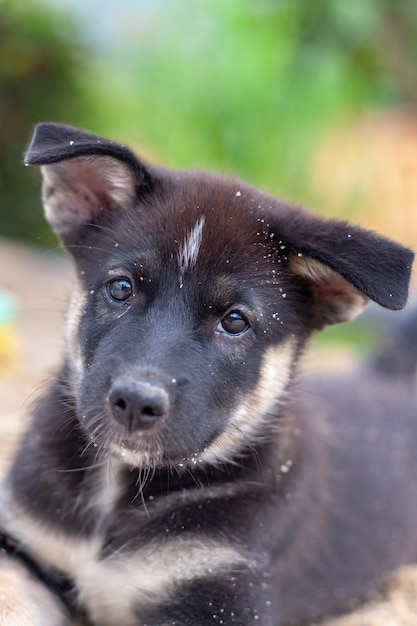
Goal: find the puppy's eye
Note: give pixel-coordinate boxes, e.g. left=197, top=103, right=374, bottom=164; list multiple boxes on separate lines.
left=219, top=311, right=250, bottom=335
left=107, top=278, right=133, bottom=302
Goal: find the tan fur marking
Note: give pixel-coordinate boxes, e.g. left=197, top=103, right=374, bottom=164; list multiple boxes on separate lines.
left=64, top=276, right=86, bottom=389
left=0, top=462, right=124, bottom=579
left=77, top=538, right=248, bottom=626
left=290, top=254, right=369, bottom=322
left=99, top=157, right=137, bottom=206
left=201, top=339, right=296, bottom=464
left=290, top=254, right=338, bottom=284
left=0, top=559, right=66, bottom=626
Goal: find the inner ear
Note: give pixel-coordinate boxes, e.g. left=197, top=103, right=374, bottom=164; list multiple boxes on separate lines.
left=41, top=155, right=138, bottom=241
left=24, top=122, right=153, bottom=247
left=290, top=252, right=369, bottom=327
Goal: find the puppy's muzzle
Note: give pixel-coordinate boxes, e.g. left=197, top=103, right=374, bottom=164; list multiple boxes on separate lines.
left=108, top=377, right=169, bottom=432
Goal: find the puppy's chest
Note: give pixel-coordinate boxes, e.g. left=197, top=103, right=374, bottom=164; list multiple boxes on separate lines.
left=72, top=536, right=170, bottom=626
left=39, top=478, right=247, bottom=625
left=6, top=464, right=254, bottom=624
left=67, top=511, right=245, bottom=626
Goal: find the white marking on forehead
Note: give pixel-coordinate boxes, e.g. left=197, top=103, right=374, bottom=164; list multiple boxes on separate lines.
left=178, top=216, right=205, bottom=286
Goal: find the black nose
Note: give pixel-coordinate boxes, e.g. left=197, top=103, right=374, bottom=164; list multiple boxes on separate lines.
left=108, top=377, right=169, bottom=432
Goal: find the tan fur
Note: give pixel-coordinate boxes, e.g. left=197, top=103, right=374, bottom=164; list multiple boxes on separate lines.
left=0, top=488, right=101, bottom=583
left=76, top=538, right=248, bottom=626
left=64, top=278, right=86, bottom=389
left=290, top=254, right=369, bottom=323
left=0, top=462, right=124, bottom=581
left=0, top=559, right=66, bottom=626
left=201, top=339, right=296, bottom=464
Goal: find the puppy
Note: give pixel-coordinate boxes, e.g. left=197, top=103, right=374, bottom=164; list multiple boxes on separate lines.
left=0, top=122, right=416, bottom=626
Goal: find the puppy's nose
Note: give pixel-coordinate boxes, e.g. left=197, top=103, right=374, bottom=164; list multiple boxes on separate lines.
left=108, top=377, right=169, bottom=432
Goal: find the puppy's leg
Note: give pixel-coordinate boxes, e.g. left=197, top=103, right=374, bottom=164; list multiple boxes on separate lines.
left=0, top=558, right=69, bottom=626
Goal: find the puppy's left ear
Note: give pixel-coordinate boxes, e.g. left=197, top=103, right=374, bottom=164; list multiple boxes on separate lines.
left=24, top=122, right=152, bottom=244
left=277, top=208, right=414, bottom=326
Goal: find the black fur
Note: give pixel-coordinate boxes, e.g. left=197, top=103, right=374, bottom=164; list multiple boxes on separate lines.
left=1, top=123, right=416, bottom=626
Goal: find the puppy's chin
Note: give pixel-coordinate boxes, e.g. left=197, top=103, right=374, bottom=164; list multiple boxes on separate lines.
left=79, top=409, right=213, bottom=470
left=108, top=442, right=210, bottom=472
left=108, top=443, right=162, bottom=469
left=95, top=429, right=167, bottom=469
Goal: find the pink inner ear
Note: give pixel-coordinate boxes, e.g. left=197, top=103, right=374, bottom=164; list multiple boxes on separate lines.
left=289, top=253, right=369, bottom=325
left=41, top=156, right=137, bottom=239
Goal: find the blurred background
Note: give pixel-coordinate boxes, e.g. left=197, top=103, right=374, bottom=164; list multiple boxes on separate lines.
left=0, top=0, right=417, bottom=381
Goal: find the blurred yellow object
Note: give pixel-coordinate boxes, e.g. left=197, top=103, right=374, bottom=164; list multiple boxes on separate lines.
left=0, top=291, right=20, bottom=372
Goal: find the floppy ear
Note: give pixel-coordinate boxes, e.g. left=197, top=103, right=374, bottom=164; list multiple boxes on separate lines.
left=275, top=208, right=414, bottom=325
left=24, top=123, right=153, bottom=244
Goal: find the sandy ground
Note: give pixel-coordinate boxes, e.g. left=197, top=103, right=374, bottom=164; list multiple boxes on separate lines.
left=0, top=238, right=72, bottom=474
left=0, top=237, right=416, bottom=625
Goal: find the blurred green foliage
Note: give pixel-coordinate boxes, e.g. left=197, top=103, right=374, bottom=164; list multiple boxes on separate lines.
left=1, top=0, right=416, bottom=244
left=81, top=0, right=417, bottom=199
left=0, top=0, right=89, bottom=244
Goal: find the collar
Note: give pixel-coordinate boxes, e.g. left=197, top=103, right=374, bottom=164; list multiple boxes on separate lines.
left=0, top=529, right=78, bottom=616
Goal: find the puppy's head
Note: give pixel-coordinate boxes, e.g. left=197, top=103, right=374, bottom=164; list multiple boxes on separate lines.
left=25, top=123, right=414, bottom=468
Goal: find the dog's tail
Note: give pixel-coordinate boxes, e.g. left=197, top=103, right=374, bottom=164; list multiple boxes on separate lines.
left=366, top=303, right=417, bottom=383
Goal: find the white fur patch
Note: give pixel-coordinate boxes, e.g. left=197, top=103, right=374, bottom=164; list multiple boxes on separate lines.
left=200, top=340, right=296, bottom=465
left=108, top=445, right=155, bottom=468
left=77, top=538, right=248, bottom=626
left=178, top=216, right=205, bottom=286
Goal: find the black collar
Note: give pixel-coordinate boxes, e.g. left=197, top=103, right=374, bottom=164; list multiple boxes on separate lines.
left=0, top=530, right=78, bottom=616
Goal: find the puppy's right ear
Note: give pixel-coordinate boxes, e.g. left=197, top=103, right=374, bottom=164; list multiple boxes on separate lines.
left=24, top=123, right=153, bottom=243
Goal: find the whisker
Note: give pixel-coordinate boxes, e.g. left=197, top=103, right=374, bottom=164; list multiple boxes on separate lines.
left=58, top=460, right=109, bottom=473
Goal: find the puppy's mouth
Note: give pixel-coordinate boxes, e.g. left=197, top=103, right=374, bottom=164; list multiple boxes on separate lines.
left=79, top=411, right=166, bottom=465
left=109, top=438, right=166, bottom=468
left=79, top=408, right=209, bottom=470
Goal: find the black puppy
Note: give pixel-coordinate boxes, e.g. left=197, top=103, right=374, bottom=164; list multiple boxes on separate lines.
left=0, top=123, right=416, bottom=626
